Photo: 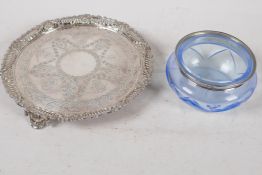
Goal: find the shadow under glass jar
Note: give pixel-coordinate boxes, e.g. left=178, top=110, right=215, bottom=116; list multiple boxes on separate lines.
left=166, top=31, right=257, bottom=112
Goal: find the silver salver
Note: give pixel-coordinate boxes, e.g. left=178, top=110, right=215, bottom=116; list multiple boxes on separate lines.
left=1, top=14, right=152, bottom=129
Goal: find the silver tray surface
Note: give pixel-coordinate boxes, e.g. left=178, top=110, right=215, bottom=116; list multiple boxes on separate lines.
left=1, top=14, right=152, bottom=128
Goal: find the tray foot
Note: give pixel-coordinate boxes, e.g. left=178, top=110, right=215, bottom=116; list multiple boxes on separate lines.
left=25, top=111, right=49, bottom=129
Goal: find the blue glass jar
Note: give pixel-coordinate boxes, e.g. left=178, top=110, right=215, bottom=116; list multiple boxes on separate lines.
left=166, top=31, right=257, bottom=112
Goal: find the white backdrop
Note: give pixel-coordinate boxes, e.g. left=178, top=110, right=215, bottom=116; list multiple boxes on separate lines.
left=0, top=0, right=261, bottom=175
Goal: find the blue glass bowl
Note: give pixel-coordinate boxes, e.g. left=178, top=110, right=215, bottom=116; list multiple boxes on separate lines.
left=166, top=31, right=257, bottom=112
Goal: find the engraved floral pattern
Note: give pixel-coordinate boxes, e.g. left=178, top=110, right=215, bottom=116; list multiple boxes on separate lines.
left=1, top=14, right=152, bottom=127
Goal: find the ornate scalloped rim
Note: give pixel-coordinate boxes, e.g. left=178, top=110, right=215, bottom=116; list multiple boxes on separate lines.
left=1, top=14, right=153, bottom=121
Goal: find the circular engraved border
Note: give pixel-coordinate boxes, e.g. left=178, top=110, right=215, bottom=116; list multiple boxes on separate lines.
left=1, top=14, right=153, bottom=121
